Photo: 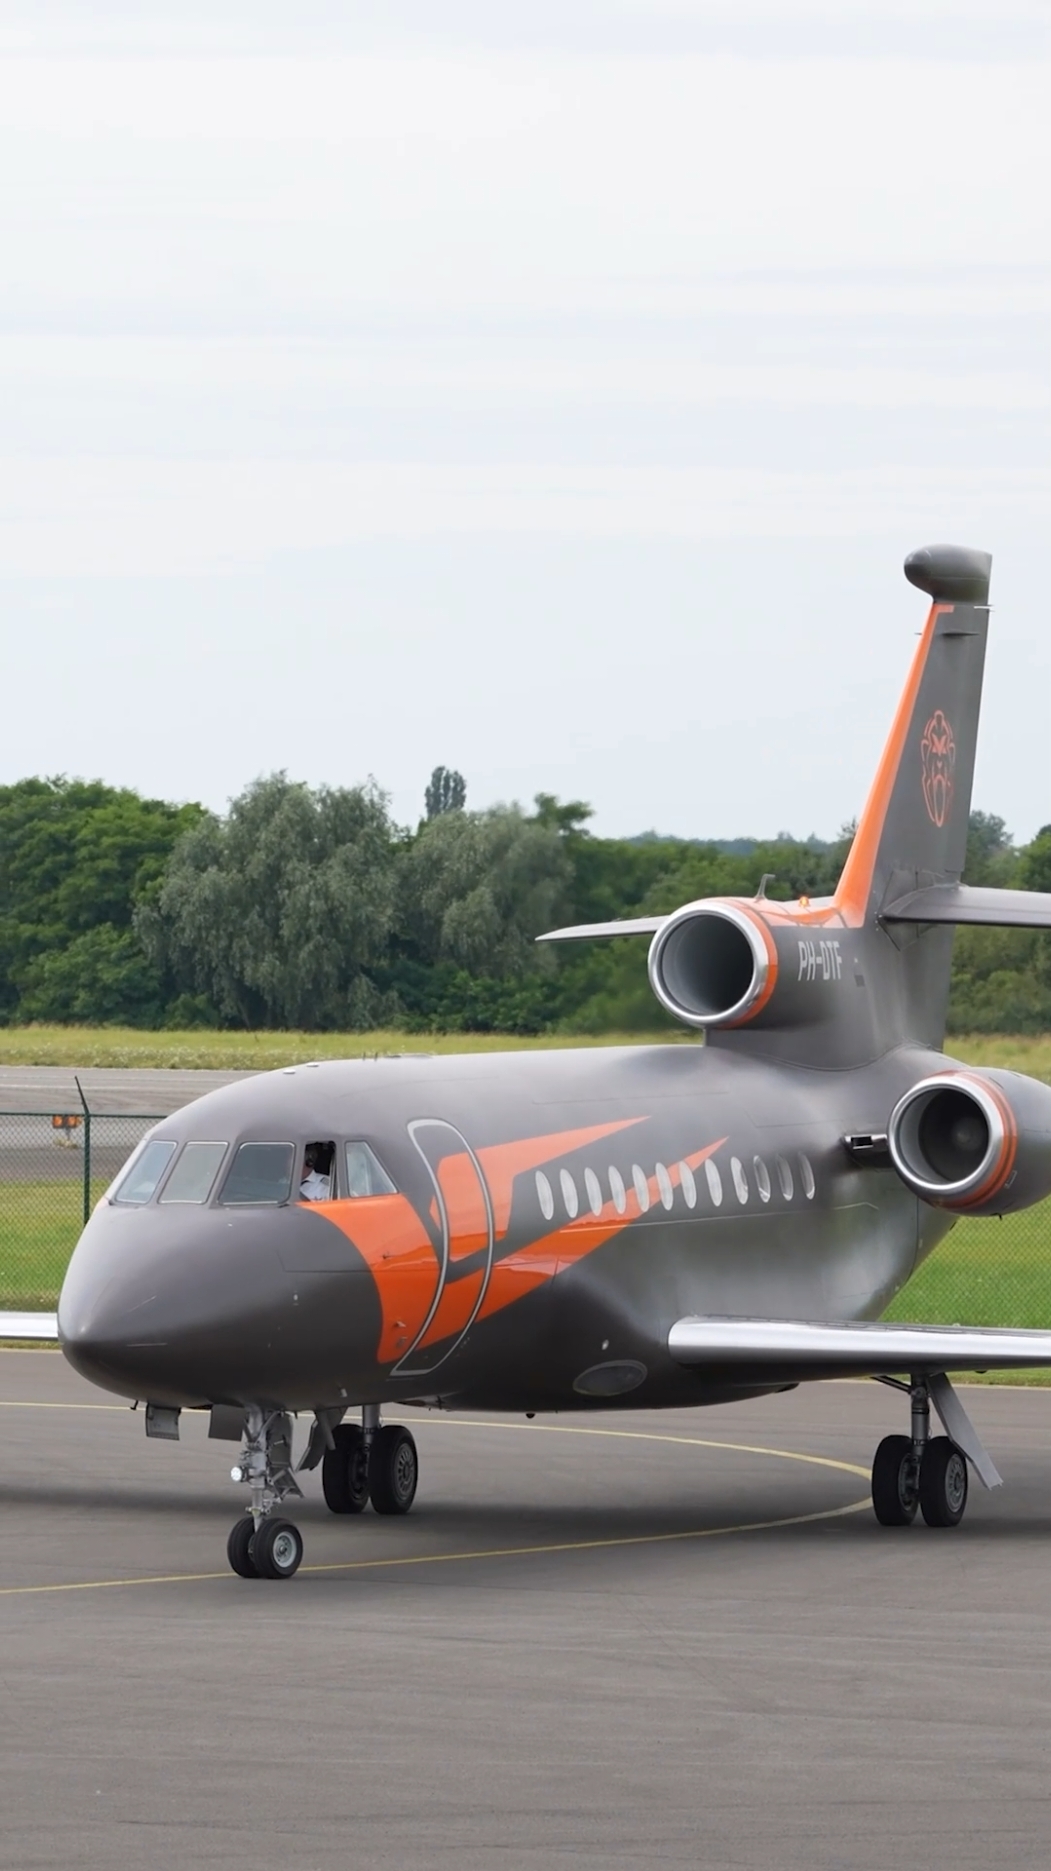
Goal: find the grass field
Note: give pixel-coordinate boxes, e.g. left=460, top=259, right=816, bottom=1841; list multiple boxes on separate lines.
left=0, top=1023, right=1049, bottom=1078
left=0, top=1180, right=108, bottom=1309
left=0, top=1024, right=702, bottom=1070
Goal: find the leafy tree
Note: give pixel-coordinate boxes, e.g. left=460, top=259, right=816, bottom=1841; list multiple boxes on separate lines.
left=424, top=766, right=467, bottom=820
left=0, top=777, right=202, bottom=1024
left=1019, top=827, right=1051, bottom=893
left=396, top=804, right=570, bottom=978
left=963, top=811, right=1018, bottom=886
left=138, top=775, right=400, bottom=1029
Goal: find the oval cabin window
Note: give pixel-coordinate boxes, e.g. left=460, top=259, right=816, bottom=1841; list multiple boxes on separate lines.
left=753, top=1156, right=771, bottom=1204
left=584, top=1167, right=604, bottom=1217
left=632, top=1165, right=650, bottom=1213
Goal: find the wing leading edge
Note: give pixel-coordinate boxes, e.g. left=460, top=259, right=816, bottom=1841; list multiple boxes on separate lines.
left=669, top=1316, right=1051, bottom=1376
left=536, top=916, right=664, bottom=943
left=0, top=1311, right=58, bottom=1340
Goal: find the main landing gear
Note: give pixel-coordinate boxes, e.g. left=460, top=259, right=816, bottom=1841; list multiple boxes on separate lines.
left=225, top=1404, right=419, bottom=1578
left=321, top=1404, right=419, bottom=1519
left=870, top=1371, right=1000, bottom=1530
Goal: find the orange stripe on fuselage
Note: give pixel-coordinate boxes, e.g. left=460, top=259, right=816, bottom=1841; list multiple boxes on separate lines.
left=475, top=1120, right=645, bottom=1238
left=475, top=1138, right=727, bottom=1324
left=833, top=601, right=951, bottom=928
left=317, top=1192, right=436, bottom=1365
left=315, top=1117, right=646, bottom=1366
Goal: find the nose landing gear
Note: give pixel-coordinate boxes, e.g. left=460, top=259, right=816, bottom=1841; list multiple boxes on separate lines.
left=871, top=1371, right=998, bottom=1530
left=225, top=1403, right=421, bottom=1577
left=227, top=1405, right=305, bottom=1579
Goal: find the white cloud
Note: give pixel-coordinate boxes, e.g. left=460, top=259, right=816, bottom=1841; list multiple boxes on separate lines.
left=0, top=56, right=1046, bottom=327
left=0, top=15, right=1046, bottom=838
left=0, top=457, right=1043, bottom=578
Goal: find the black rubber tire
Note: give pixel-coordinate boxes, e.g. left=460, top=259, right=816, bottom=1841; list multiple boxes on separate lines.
left=368, top=1425, right=419, bottom=1516
left=871, top=1434, right=919, bottom=1526
left=322, top=1424, right=370, bottom=1515
left=252, top=1518, right=304, bottom=1579
left=919, top=1437, right=968, bottom=1528
left=226, top=1515, right=260, bottom=1578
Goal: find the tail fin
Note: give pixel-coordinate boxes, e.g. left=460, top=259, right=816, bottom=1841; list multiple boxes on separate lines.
left=835, top=544, right=992, bottom=928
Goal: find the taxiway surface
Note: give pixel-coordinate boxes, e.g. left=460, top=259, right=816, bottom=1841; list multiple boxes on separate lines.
left=1, top=1351, right=1049, bottom=1870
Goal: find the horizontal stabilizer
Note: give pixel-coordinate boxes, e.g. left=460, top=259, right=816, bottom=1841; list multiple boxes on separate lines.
left=0, top=1311, right=58, bottom=1340
left=882, top=884, right=1051, bottom=929
left=537, top=916, right=664, bottom=944
left=668, top=1316, right=1051, bottom=1377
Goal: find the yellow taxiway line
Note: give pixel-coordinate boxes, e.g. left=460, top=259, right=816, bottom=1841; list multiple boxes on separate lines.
left=0, top=1410, right=869, bottom=1598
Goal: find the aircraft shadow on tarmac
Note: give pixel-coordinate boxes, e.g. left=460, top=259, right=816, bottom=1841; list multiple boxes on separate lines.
left=7, top=1475, right=1051, bottom=1543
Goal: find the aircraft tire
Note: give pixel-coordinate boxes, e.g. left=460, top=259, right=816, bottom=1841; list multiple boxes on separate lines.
left=871, top=1434, right=919, bottom=1526
left=227, top=1515, right=260, bottom=1578
left=322, top=1424, right=370, bottom=1515
left=368, top=1425, right=418, bottom=1516
left=918, top=1437, right=968, bottom=1528
left=251, top=1518, right=304, bottom=1579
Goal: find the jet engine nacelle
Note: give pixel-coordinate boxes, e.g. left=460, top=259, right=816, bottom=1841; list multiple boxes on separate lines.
left=646, top=898, right=842, bottom=1032
left=888, top=1069, right=1051, bottom=1215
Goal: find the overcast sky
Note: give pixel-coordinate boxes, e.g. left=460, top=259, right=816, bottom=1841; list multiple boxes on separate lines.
left=0, top=1, right=1047, bottom=842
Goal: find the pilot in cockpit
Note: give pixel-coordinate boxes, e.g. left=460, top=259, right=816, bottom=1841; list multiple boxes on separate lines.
left=299, top=1144, right=331, bottom=1202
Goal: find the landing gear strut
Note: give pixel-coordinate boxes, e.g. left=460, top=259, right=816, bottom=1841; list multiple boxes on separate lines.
left=871, top=1371, right=992, bottom=1530
left=227, top=1405, right=305, bottom=1579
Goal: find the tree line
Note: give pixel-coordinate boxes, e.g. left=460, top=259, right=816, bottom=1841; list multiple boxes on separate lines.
left=0, top=771, right=1048, bottom=1036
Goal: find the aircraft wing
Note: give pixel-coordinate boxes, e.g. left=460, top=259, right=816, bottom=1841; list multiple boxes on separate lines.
left=881, top=883, right=1051, bottom=928
left=0, top=1311, right=58, bottom=1339
left=668, top=1316, right=1051, bottom=1377
left=536, top=916, right=664, bottom=943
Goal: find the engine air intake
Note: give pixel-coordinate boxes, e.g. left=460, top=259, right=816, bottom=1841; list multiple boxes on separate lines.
left=882, top=1068, right=1051, bottom=1216
left=647, top=902, right=774, bottom=1031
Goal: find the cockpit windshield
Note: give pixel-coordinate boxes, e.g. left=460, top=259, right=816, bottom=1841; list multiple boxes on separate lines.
left=159, top=1142, right=228, bottom=1204
left=219, top=1142, right=295, bottom=1206
left=113, top=1139, right=177, bottom=1205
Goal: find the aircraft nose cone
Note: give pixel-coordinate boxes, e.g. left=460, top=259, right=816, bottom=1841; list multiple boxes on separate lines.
left=59, top=1200, right=384, bottom=1407
left=58, top=1269, right=175, bottom=1398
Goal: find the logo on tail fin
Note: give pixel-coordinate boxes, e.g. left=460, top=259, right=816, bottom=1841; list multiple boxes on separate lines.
left=921, top=710, right=956, bottom=828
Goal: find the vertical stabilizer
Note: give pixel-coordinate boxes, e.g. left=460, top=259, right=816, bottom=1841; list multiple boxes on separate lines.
left=835, top=544, right=992, bottom=928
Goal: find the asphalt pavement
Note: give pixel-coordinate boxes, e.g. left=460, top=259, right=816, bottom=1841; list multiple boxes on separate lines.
left=2, top=1353, right=1050, bottom=1871
left=0, top=1065, right=251, bottom=1117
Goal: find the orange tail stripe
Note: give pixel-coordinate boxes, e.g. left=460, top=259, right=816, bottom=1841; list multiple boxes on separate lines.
left=834, top=601, right=950, bottom=927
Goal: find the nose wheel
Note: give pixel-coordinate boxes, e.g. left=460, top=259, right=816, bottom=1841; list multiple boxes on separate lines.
left=227, top=1405, right=305, bottom=1580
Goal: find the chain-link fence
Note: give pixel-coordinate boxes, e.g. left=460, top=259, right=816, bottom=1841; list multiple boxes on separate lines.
left=1, top=1112, right=1049, bottom=1324
left=0, top=1110, right=162, bottom=1310
left=887, top=1202, right=1051, bottom=1331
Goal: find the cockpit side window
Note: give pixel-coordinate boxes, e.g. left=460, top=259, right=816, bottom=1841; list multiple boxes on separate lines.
left=113, top=1139, right=178, bottom=1205
left=299, top=1142, right=335, bottom=1202
left=344, top=1140, right=397, bottom=1198
left=159, top=1142, right=229, bottom=1204
left=219, top=1142, right=295, bottom=1206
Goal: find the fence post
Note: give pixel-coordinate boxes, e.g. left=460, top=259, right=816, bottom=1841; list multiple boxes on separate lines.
left=75, top=1076, right=91, bottom=1231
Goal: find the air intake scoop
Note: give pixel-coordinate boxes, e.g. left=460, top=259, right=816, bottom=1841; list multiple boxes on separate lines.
left=904, top=544, right=992, bottom=605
